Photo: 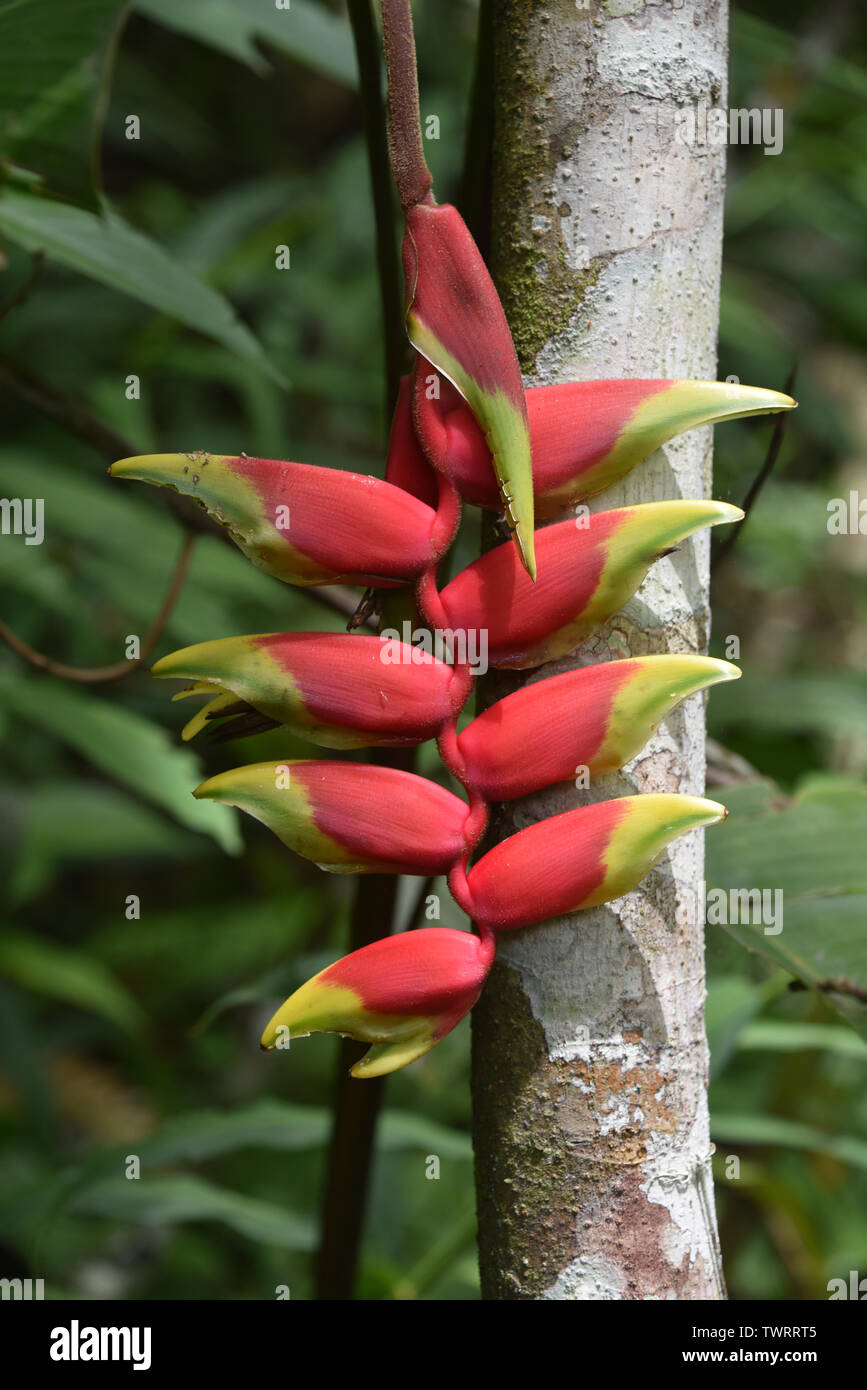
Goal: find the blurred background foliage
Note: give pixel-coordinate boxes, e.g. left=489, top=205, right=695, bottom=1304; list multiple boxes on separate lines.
left=0, top=0, right=864, bottom=1301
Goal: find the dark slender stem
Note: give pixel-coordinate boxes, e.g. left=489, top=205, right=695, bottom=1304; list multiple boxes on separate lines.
left=313, top=881, right=394, bottom=1301
left=380, top=0, right=433, bottom=211
left=314, top=0, right=434, bottom=1302
left=0, top=253, right=44, bottom=325
left=789, top=976, right=867, bottom=1005
left=715, top=364, right=798, bottom=566
left=458, top=0, right=494, bottom=255
left=0, top=534, right=195, bottom=682
left=314, top=749, right=414, bottom=1302
left=348, top=0, right=406, bottom=419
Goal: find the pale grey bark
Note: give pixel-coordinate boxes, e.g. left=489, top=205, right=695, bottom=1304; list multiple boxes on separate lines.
left=471, top=0, right=729, bottom=1300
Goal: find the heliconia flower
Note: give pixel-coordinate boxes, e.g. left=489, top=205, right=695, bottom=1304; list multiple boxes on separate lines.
left=468, top=794, right=727, bottom=932
left=402, top=202, right=536, bottom=578
left=193, top=760, right=476, bottom=875
left=457, top=655, right=741, bottom=800
left=414, top=374, right=796, bottom=517
left=437, top=499, right=743, bottom=669
left=260, top=926, right=495, bottom=1077
left=152, top=631, right=473, bottom=747
left=109, top=452, right=446, bottom=588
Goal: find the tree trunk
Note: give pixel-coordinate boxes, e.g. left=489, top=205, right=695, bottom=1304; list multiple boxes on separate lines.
left=471, top=0, right=729, bottom=1300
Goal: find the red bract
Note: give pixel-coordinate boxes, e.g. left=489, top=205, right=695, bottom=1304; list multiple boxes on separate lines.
left=194, top=760, right=479, bottom=875
left=468, top=795, right=727, bottom=932
left=260, top=927, right=495, bottom=1077
left=110, top=451, right=450, bottom=587
left=155, top=632, right=473, bottom=748
left=414, top=372, right=796, bottom=517
left=438, top=500, right=742, bottom=669
left=457, top=655, right=740, bottom=800
left=403, top=202, right=536, bottom=578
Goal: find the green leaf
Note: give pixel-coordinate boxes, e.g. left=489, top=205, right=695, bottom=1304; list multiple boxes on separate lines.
left=0, top=0, right=128, bottom=201
left=705, top=975, right=764, bottom=1078
left=253, top=0, right=359, bottom=88
left=134, top=0, right=358, bottom=88
left=706, top=778, right=867, bottom=1039
left=0, top=189, right=284, bottom=384
left=711, top=1113, right=867, bottom=1174
left=9, top=781, right=197, bottom=903
left=736, top=1020, right=867, bottom=1059
left=132, top=1099, right=330, bottom=1165
left=127, top=1100, right=472, bottom=1166
left=41, top=1101, right=471, bottom=1227
left=0, top=674, right=242, bottom=853
left=0, top=929, right=144, bottom=1034
left=70, top=1174, right=316, bottom=1249
left=710, top=671, right=867, bottom=743
left=90, top=895, right=317, bottom=1003
left=378, top=1111, right=472, bottom=1161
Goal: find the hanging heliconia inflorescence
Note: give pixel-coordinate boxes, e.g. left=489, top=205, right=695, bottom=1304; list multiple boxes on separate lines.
left=109, top=1, right=796, bottom=1078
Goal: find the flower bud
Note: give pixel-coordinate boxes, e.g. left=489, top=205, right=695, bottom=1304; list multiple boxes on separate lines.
left=194, top=760, right=475, bottom=875
left=109, top=452, right=441, bottom=587
left=415, top=376, right=796, bottom=517
left=468, top=794, right=727, bottom=931
left=403, top=203, right=536, bottom=577
left=439, top=500, right=743, bottom=669
left=458, top=655, right=740, bottom=799
left=153, top=631, right=473, bottom=747
left=260, top=926, right=494, bottom=1077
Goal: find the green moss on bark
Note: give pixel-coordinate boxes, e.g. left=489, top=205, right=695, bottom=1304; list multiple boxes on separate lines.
left=489, top=0, right=598, bottom=372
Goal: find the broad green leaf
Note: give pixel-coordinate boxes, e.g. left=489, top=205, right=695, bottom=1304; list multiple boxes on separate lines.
left=134, top=0, right=358, bottom=88
left=254, top=0, right=358, bottom=88
left=9, top=781, right=196, bottom=903
left=379, top=1111, right=472, bottom=1161
left=129, top=1100, right=473, bottom=1166
left=0, top=0, right=128, bottom=201
left=705, top=975, right=764, bottom=1078
left=90, top=895, right=318, bottom=1002
left=0, top=930, right=144, bottom=1034
left=70, top=1173, right=316, bottom=1249
left=0, top=674, right=241, bottom=853
left=711, top=1113, right=867, bottom=1174
left=0, top=189, right=284, bottom=384
left=130, top=1099, right=331, bottom=1165
left=40, top=1101, right=471, bottom=1225
left=737, top=1020, right=867, bottom=1060
left=134, top=0, right=269, bottom=72
left=710, top=670, right=867, bottom=743
left=706, top=778, right=867, bottom=1039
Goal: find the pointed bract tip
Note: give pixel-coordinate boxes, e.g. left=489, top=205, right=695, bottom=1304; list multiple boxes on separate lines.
left=519, top=534, right=537, bottom=582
